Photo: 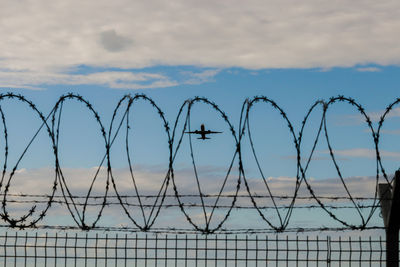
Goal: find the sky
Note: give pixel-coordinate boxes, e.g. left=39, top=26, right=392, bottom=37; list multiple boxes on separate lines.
left=0, top=0, right=400, bottom=236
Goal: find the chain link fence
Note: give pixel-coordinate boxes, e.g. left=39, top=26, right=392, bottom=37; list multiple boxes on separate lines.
left=0, top=232, right=387, bottom=266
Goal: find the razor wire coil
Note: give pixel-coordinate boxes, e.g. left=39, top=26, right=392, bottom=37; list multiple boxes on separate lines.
left=0, top=93, right=395, bottom=234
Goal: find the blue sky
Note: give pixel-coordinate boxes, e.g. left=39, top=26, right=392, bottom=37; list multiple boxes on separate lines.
left=0, top=0, right=399, bottom=234
left=4, top=66, right=400, bottom=175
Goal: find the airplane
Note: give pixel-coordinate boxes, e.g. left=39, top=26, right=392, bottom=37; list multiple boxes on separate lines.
left=185, top=124, right=222, bottom=140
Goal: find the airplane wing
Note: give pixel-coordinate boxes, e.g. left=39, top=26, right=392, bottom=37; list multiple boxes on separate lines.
left=204, top=130, right=222, bottom=134
left=185, top=130, right=200, bottom=134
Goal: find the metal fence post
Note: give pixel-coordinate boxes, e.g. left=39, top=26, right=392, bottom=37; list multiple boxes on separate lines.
left=378, top=170, right=400, bottom=267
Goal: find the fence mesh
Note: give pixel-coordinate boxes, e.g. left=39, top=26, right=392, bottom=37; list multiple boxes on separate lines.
left=0, top=232, right=388, bottom=266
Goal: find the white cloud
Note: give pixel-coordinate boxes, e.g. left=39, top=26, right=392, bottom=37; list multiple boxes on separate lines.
left=379, top=129, right=400, bottom=135
left=323, top=148, right=400, bottom=160
left=0, top=68, right=222, bottom=90
left=343, top=107, right=400, bottom=125
left=181, top=69, right=222, bottom=85
left=373, top=107, right=400, bottom=121
left=356, top=67, right=381, bottom=72
left=0, top=0, right=400, bottom=89
left=0, top=70, right=178, bottom=90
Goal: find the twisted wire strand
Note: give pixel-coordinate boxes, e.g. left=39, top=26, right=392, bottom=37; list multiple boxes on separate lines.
left=0, top=196, right=380, bottom=210
left=0, top=192, right=381, bottom=200
left=0, top=224, right=384, bottom=235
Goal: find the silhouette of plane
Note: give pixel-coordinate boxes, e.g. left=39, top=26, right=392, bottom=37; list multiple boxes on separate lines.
left=185, top=124, right=222, bottom=140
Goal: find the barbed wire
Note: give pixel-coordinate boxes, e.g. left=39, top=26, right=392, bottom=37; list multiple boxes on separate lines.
left=0, top=193, right=381, bottom=200
left=0, top=224, right=385, bottom=235
left=0, top=93, right=395, bottom=233
left=0, top=198, right=380, bottom=210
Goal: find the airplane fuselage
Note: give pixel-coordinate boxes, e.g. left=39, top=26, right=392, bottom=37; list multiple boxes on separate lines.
left=185, top=124, right=222, bottom=140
